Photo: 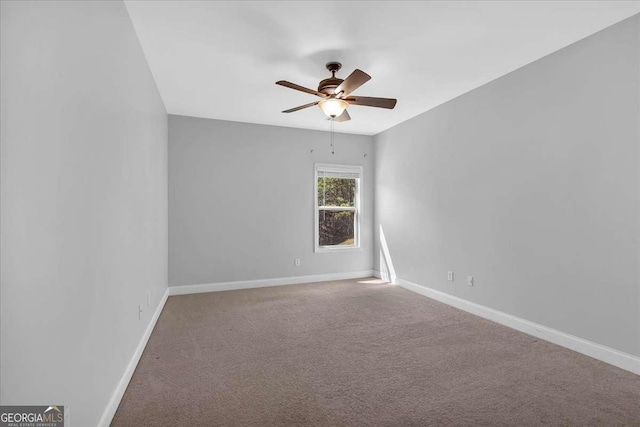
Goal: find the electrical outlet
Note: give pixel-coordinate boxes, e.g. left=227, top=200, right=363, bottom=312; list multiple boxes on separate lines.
left=467, top=276, right=474, bottom=287
left=294, top=258, right=301, bottom=267
left=138, top=304, right=143, bottom=320
left=447, top=271, right=454, bottom=281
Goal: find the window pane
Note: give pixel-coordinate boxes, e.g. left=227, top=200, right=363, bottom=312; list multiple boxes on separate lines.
left=319, top=210, right=355, bottom=246
left=317, top=177, right=356, bottom=207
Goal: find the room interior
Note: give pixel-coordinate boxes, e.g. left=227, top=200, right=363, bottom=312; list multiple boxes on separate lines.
left=1, top=1, right=640, bottom=426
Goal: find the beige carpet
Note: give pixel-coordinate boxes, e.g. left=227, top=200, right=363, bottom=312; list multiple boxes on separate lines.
left=112, top=278, right=640, bottom=426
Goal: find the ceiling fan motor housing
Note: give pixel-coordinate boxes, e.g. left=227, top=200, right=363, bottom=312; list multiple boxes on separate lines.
left=318, top=77, right=344, bottom=95
left=319, top=61, right=344, bottom=95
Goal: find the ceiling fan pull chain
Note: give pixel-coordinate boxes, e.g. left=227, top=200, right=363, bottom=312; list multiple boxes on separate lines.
left=330, top=119, right=335, bottom=155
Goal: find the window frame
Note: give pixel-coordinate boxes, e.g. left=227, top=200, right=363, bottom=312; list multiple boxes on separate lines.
left=314, top=163, right=363, bottom=253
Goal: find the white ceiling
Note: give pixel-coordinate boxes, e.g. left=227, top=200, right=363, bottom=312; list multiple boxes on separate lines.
left=124, top=1, right=640, bottom=136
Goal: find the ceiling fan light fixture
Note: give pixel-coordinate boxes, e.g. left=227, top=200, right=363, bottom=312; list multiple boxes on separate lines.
left=277, top=63, right=396, bottom=123
left=318, top=98, right=348, bottom=118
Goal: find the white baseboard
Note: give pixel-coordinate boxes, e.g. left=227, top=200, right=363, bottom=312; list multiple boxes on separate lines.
left=395, top=277, right=640, bottom=375
left=97, top=287, right=170, bottom=427
left=168, top=270, right=375, bottom=296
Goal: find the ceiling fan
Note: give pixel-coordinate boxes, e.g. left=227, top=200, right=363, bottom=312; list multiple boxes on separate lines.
left=276, top=62, right=397, bottom=122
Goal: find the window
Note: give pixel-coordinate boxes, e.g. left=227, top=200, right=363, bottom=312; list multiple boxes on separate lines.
left=314, top=164, right=362, bottom=252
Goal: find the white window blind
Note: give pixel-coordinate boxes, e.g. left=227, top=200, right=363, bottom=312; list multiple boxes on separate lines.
left=317, top=170, right=361, bottom=179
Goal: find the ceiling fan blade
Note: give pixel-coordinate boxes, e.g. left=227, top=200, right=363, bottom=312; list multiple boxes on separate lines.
left=334, top=69, right=371, bottom=97
left=345, top=96, right=397, bottom=109
left=334, top=110, right=351, bottom=122
left=276, top=80, right=327, bottom=98
left=282, top=101, right=319, bottom=113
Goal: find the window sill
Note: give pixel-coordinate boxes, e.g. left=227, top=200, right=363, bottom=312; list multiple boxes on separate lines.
left=315, top=246, right=363, bottom=253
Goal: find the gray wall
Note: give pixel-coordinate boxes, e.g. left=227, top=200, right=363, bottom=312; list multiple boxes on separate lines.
left=169, top=115, right=373, bottom=286
left=0, top=1, right=168, bottom=426
left=374, top=15, right=640, bottom=357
